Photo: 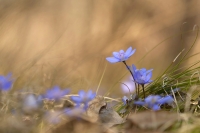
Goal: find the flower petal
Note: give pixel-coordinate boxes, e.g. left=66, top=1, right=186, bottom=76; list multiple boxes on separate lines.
left=106, top=57, right=120, bottom=63
left=119, top=50, right=125, bottom=54
left=131, top=64, right=137, bottom=71
left=145, top=72, right=152, bottom=82
left=52, top=86, right=60, bottom=92
left=158, top=96, right=174, bottom=105
left=112, top=52, right=120, bottom=59
left=78, top=90, right=86, bottom=99
left=146, top=69, right=153, bottom=74
left=124, top=47, right=132, bottom=57
left=125, top=48, right=136, bottom=59
left=145, top=95, right=161, bottom=104
left=87, top=90, right=96, bottom=100
left=135, top=72, right=143, bottom=84
left=2, top=81, right=12, bottom=90
left=71, top=96, right=82, bottom=103
left=140, top=68, right=146, bottom=73
left=0, top=74, right=13, bottom=91
left=130, top=64, right=137, bottom=74
left=152, top=104, right=160, bottom=111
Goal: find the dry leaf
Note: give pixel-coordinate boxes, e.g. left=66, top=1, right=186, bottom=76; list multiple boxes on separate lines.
left=86, top=96, right=124, bottom=127
left=86, top=96, right=107, bottom=122
left=126, top=111, right=178, bottom=131
left=51, top=117, right=116, bottom=133
left=99, top=107, right=124, bottom=128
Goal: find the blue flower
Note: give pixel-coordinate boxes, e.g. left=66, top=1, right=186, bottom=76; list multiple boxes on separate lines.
left=71, top=90, right=96, bottom=110
left=158, top=95, right=174, bottom=105
left=134, top=95, right=174, bottom=111
left=144, top=95, right=162, bottom=110
left=0, top=73, right=14, bottom=91
left=130, top=64, right=153, bottom=85
left=106, top=47, right=136, bottom=63
left=44, top=86, right=70, bottom=100
left=134, top=95, right=162, bottom=110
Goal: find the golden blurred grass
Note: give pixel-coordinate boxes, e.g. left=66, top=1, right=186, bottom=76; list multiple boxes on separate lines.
left=0, top=0, right=199, bottom=96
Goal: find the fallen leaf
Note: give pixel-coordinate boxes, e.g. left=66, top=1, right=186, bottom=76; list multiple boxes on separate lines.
left=99, top=107, right=124, bottom=128
left=86, top=96, right=107, bottom=122
left=51, top=117, right=116, bottom=133
left=126, top=111, right=178, bottom=131
left=86, top=96, right=124, bottom=127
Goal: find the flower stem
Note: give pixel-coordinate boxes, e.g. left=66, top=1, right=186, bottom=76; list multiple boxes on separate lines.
left=137, top=84, right=140, bottom=98
left=122, top=61, right=138, bottom=96
left=142, top=84, right=145, bottom=98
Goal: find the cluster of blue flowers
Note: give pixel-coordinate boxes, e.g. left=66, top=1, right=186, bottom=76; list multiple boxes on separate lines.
left=106, top=46, right=174, bottom=111
left=70, top=90, right=96, bottom=110
left=42, top=89, right=96, bottom=123
left=134, top=95, right=174, bottom=111
left=0, top=73, right=96, bottom=113
left=0, top=46, right=176, bottom=124
left=44, top=86, right=70, bottom=101
left=43, top=87, right=96, bottom=110
left=106, top=46, right=153, bottom=98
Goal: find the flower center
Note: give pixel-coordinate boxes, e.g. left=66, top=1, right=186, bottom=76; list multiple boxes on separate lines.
left=151, top=97, right=157, bottom=104
left=119, top=53, right=125, bottom=60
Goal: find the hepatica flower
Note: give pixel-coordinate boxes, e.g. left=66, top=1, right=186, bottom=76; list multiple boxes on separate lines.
left=44, top=86, right=70, bottom=101
left=158, top=95, right=174, bottom=105
left=130, top=64, right=153, bottom=85
left=71, top=90, right=96, bottom=110
left=144, top=95, right=162, bottom=110
left=134, top=95, right=174, bottom=111
left=106, top=47, right=136, bottom=63
left=0, top=73, right=14, bottom=91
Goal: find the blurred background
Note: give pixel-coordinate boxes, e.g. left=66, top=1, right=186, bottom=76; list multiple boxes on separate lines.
left=0, top=0, right=200, bottom=97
